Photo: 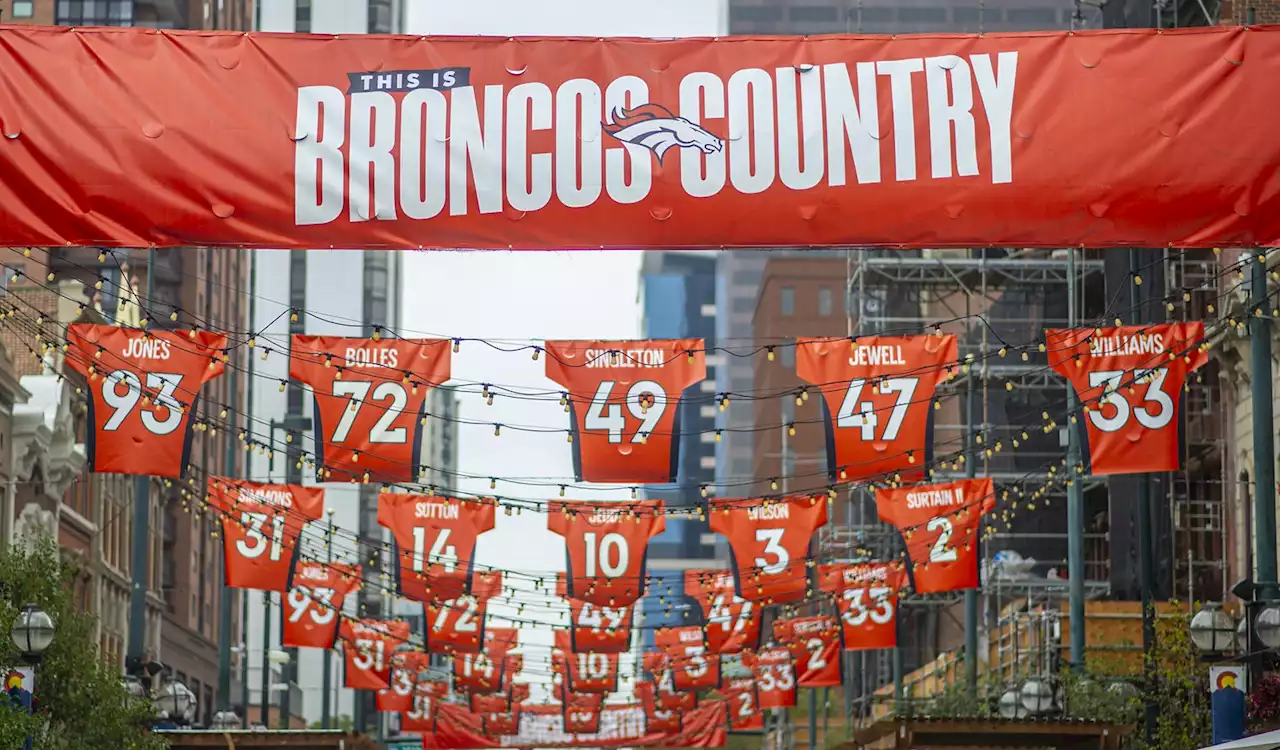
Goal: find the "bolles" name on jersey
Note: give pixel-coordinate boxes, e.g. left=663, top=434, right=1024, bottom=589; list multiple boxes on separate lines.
left=345, top=347, right=400, bottom=369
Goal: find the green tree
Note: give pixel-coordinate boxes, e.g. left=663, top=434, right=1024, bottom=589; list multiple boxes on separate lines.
left=0, top=539, right=165, bottom=750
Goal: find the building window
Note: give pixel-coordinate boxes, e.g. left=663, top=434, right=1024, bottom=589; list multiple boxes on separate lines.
left=730, top=5, right=783, bottom=22
left=818, top=287, right=833, bottom=316
left=790, top=5, right=838, bottom=22
left=295, top=0, right=311, bottom=32
left=781, top=342, right=796, bottom=368
left=57, top=0, right=134, bottom=25
left=780, top=287, right=795, bottom=316
left=12, top=1, right=34, bottom=17
left=368, top=0, right=393, bottom=33
left=899, top=7, right=947, bottom=23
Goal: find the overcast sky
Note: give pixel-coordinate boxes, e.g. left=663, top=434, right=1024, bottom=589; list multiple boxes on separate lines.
left=399, top=1, right=728, bottom=696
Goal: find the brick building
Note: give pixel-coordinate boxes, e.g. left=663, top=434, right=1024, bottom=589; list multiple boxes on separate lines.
left=0, top=0, right=253, bottom=29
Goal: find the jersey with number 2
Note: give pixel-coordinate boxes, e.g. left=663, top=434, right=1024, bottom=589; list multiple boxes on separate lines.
left=877, top=478, right=994, bottom=594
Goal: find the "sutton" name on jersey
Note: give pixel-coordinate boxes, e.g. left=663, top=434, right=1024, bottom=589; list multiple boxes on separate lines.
left=415, top=501, right=461, bottom=520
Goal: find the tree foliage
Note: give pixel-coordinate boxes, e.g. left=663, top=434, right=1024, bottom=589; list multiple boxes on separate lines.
left=0, top=539, right=165, bottom=750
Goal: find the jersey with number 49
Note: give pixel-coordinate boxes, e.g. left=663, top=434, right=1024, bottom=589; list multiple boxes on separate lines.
left=684, top=570, right=761, bottom=655
left=797, top=334, right=958, bottom=484
left=66, top=324, right=227, bottom=479
left=723, top=677, right=764, bottom=731
left=545, top=339, right=706, bottom=483
left=281, top=561, right=361, bottom=649
left=1046, top=322, right=1207, bottom=476
left=751, top=647, right=797, bottom=709
left=548, top=500, right=665, bottom=607
left=209, top=478, right=325, bottom=592
left=340, top=619, right=412, bottom=690
left=425, top=570, right=502, bottom=654
left=710, top=496, right=828, bottom=604
left=818, top=562, right=907, bottom=651
left=289, top=335, right=451, bottom=484
left=773, top=617, right=841, bottom=687
left=378, top=492, right=495, bottom=603
left=555, top=573, right=634, bottom=653
left=877, top=478, right=994, bottom=594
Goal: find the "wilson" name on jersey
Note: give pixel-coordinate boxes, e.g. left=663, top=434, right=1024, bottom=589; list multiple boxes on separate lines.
left=747, top=504, right=790, bottom=520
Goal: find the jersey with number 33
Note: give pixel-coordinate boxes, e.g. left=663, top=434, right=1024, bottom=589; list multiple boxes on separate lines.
left=818, top=561, right=907, bottom=651
left=378, top=492, right=495, bottom=603
left=67, top=324, right=227, bottom=478
left=709, top=495, right=828, bottom=604
left=877, top=478, right=994, bottom=594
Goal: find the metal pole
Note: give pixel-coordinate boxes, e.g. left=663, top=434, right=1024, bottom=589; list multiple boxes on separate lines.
left=1250, top=250, right=1277, bottom=591
left=1130, top=248, right=1158, bottom=745
left=240, top=249, right=257, bottom=729
left=321, top=512, right=335, bottom=729
left=126, top=248, right=157, bottom=671
left=217, top=328, right=238, bottom=713
left=1066, top=247, right=1087, bottom=672
left=261, top=591, right=272, bottom=728
left=807, top=687, right=816, bottom=750
left=964, top=365, right=979, bottom=690
left=892, top=648, right=903, bottom=711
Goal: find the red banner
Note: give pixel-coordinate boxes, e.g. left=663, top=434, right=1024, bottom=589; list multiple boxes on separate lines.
left=423, top=702, right=727, bottom=748
left=1, top=26, right=1279, bottom=250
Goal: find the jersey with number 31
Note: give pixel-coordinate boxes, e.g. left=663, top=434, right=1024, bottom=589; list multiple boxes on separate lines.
left=797, top=334, right=957, bottom=484
left=1046, top=322, right=1206, bottom=476
left=66, top=324, right=227, bottom=479
left=289, top=336, right=451, bottom=484
left=209, top=478, right=325, bottom=592
left=378, top=492, right=495, bottom=603
left=709, top=496, right=828, bottom=604
left=877, top=478, right=994, bottom=594
left=545, top=339, right=705, bottom=483
left=548, top=500, right=665, bottom=607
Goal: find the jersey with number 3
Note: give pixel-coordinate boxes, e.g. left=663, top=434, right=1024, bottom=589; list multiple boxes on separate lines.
left=340, top=619, right=412, bottom=690
left=555, top=573, right=634, bottom=653
left=545, top=339, right=706, bottom=483
left=66, top=324, right=227, bottom=478
left=548, top=500, right=665, bottom=607
left=877, top=478, right=994, bottom=594
left=282, top=561, right=361, bottom=649
left=752, top=647, right=797, bottom=709
left=378, top=492, right=495, bottom=603
left=797, top=334, right=958, bottom=483
left=773, top=616, right=841, bottom=687
left=425, top=570, right=501, bottom=654
left=209, top=478, right=325, bottom=592
left=818, top=562, right=907, bottom=651
left=710, top=496, right=828, bottom=604
left=1046, top=322, right=1206, bottom=476
left=655, top=626, right=720, bottom=691
left=289, top=336, right=451, bottom=484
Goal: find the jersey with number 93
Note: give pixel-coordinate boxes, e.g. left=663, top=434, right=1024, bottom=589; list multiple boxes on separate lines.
left=709, top=495, right=828, bottom=604
left=66, top=324, right=227, bottom=479
left=545, top=339, right=706, bottom=483
left=548, top=500, right=665, bottom=607
left=425, top=570, right=502, bottom=654
left=1046, top=322, right=1206, bottom=476
left=555, top=573, right=634, bottom=653
left=797, top=334, right=958, bottom=484
left=281, top=561, right=361, bottom=649
left=378, top=492, right=495, bottom=603
left=340, top=619, right=412, bottom=690
left=877, top=478, right=994, bottom=594
left=818, top=561, right=907, bottom=651
left=289, top=335, right=451, bottom=484
left=209, top=478, right=325, bottom=592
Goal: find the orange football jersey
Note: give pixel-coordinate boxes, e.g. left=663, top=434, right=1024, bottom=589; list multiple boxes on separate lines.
left=289, top=335, right=451, bottom=483
left=66, top=324, right=227, bottom=479
left=709, top=496, right=828, bottom=604
left=340, top=619, right=412, bottom=690
left=376, top=652, right=431, bottom=713
left=547, top=500, right=665, bottom=607
left=723, top=677, right=764, bottom=731
left=554, top=573, right=634, bottom=653
left=563, top=693, right=604, bottom=734
left=544, top=339, right=706, bottom=483
left=683, top=569, right=761, bottom=654
left=796, top=334, right=958, bottom=483
left=378, top=492, right=496, bottom=603
left=281, top=561, right=361, bottom=649
left=209, top=478, right=324, bottom=592
left=752, top=646, right=797, bottom=709
left=636, top=682, right=683, bottom=734
left=471, top=693, right=511, bottom=714
left=553, top=630, right=619, bottom=694
left=655, top=626, right=720, bottom=692
left=483, top=711, right=520, bottom=736
left=773, top=616, right=841, bottom=687
left=818, top=561, right=908, bottom=651
left=425, top=570, right=502, bottom=654
left=454, top=651, right=506, bottom=694
left=877, top=479, right=995, bottom=594
left=400, top=689, right=441, bottom=733
left=1046, top=322, right=1207, bottom=476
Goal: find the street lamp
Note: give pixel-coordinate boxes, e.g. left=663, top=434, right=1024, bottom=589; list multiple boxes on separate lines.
left=1257, top=605, right=1280, bottom=650
left=10, top=604, right=55, bottom=660
left=1190, top=602, right=1238, bottom=654
left=155, top=676, right=194, bottom=724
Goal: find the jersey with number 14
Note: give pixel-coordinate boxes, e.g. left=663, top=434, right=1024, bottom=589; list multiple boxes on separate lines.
left=378, top=492, right=495, bottom=603
left=209, top=478, right=325, bottom=592
left=545, top=339, right=705, bottom=483
left=709, top=496, right=828, bottom=604
left=797, top=334, right=958, bottom=483
left=1046, top=322, right=1206, bottom=476
left=289, top=336, right=451, bottom=484
left=877, top=478, right=994, bottom=594
left=66, top=324, right=227, bottom=479
left=548, top=500, right=665, bottom=607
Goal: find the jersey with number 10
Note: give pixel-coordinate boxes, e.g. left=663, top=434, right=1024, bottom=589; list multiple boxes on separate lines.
left=545, top=339, right=705, bottom=483
left=209, top=478, right=325, bottom=592
left=281, top=561, right=361, bottom=649
left=289, top=336, right=451, bottom=484
left=797, top=334, right=958, bottom=483
left=66, top=324, right=227, bottom=478
left=1046, top=322, right=1206, bottom=476
left=548, top=500, right=665, bottom=607
left=378, top=492, right=495, bottom=603
left=877, top=478, right=994, bottom=594
left=818, top=562, right=907, bottom=651
left=709, top=496, right=828, bottom=604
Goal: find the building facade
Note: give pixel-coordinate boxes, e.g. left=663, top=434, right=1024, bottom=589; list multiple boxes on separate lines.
left=1, top=0, right=253, bottom=29
left=257, top=0, right=405, bottom=33
left=728, top=0, right=1082, bottom=34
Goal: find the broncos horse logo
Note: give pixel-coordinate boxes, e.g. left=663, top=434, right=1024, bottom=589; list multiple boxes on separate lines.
left=603, top=104, right=724, bottom=164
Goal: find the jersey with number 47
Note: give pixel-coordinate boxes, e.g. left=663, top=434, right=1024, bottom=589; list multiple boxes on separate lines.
left=378, top=492, right=495, bottom=603
left=818, top=561, right=907, bottom=651
left=545, top=339, right=706, bottom=483
left=289, top=335, right=451, bottom=484
left=209, top=478, right=324, bottom=592
left=548, top=500, right=665, bottom=607
left=1046, top=322, right=1206, bottom=476
left=710, top=496, right=828, bottom=604
left=281, top=561, right=362, bottom=649
left=555, top=573, right=634, bottom=653
left=425, top=570, right=502, bottom=654
left=684, top=570, right=761, bottom=655
left=797, top=334, right=958, bottom=484
left=877, top=478, right=994, bottom=594
left=66, top=324, right=227, bottom=479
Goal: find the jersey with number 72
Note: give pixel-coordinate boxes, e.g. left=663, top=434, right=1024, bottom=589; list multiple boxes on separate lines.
left=544, top=339, right=706, bottom=483
left=209, top=478, right=324, bottom=592
left=709, top=495, right=828, bottom=604
left=289, top=335, right=451, bottom=484
left=876, top=478, right=994, bottom=594
left=66, top=324, right=227, bottom=479
left=424, top=570, right=502, bottom=654
left=378, top=492, right=495, bottom=603
left=1046, top=322, right=1206, bottom=476
left=797, top=334, right=958, bottom=484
